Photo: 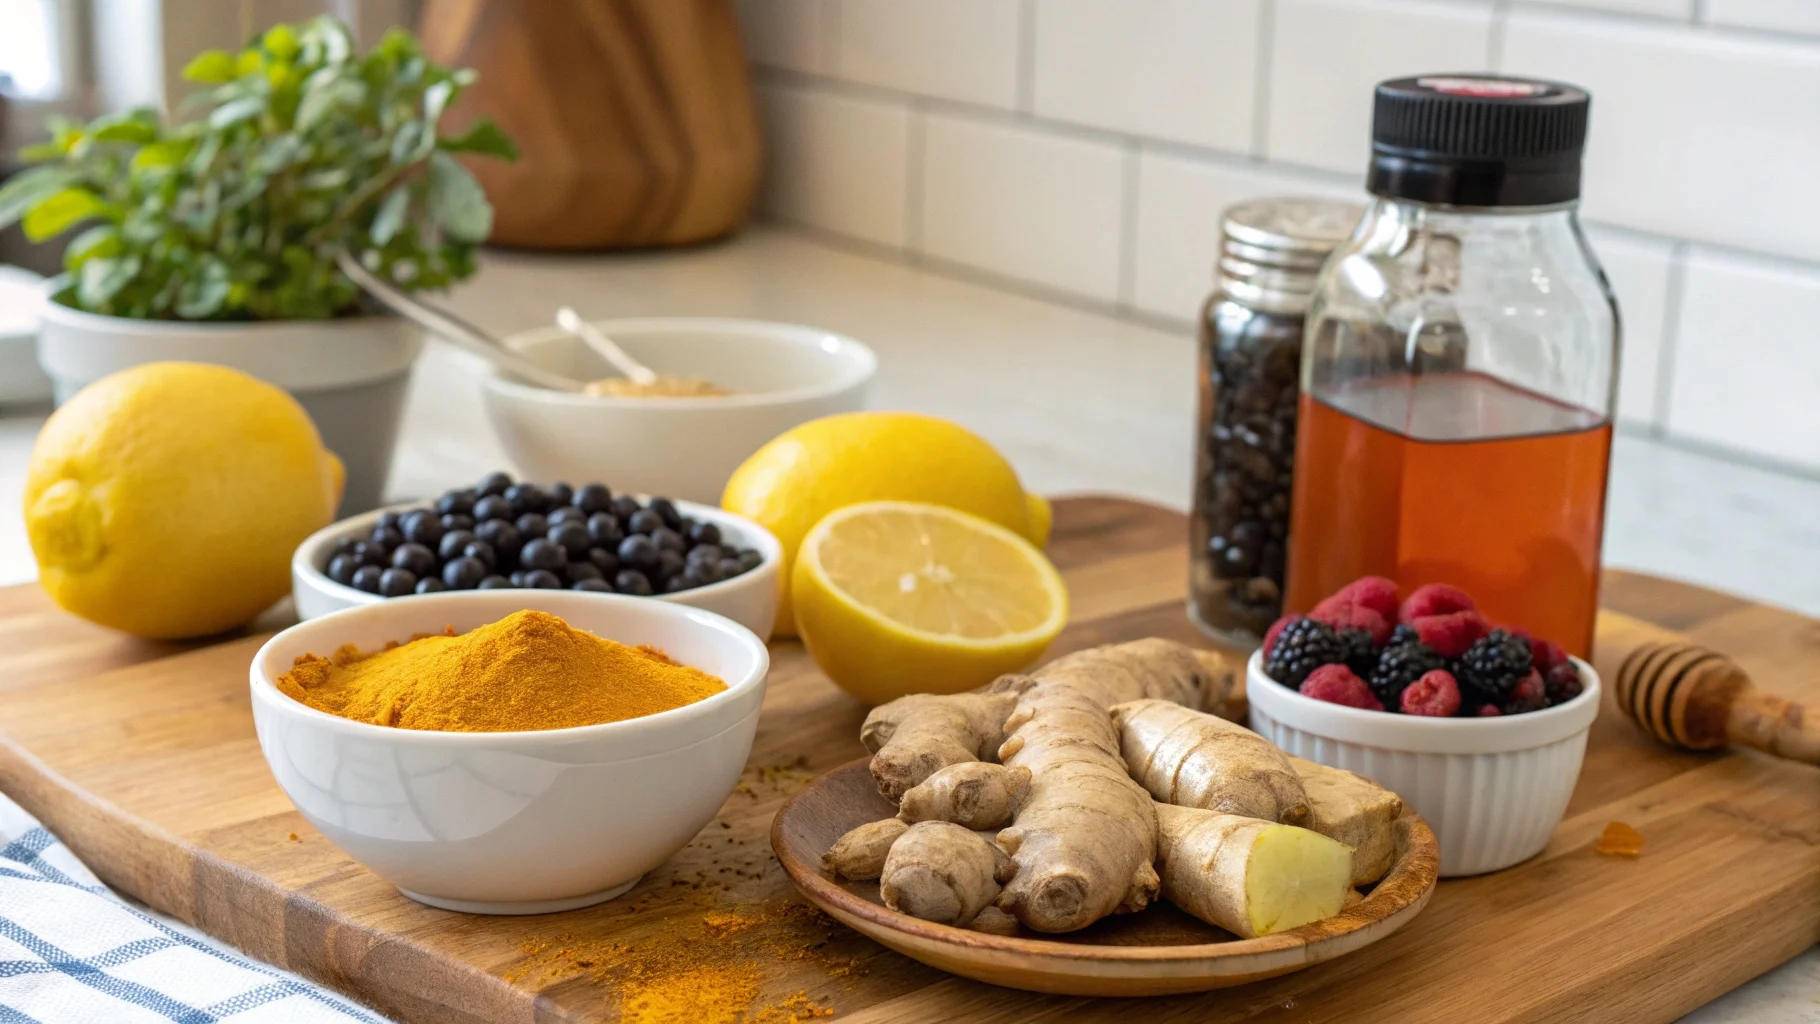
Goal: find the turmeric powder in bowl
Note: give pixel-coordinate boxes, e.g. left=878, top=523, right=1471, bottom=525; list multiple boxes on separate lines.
left=274, top=609, right=726, bottom=732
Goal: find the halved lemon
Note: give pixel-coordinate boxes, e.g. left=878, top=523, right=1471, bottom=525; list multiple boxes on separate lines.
left=792, top=501, right=1069, bottom=705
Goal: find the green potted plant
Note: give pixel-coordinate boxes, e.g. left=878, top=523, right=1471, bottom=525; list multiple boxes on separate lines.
left=0, top=17, right=515, bottom=513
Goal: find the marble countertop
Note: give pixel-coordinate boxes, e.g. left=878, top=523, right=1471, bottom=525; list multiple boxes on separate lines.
left=0, top=226, right=1816, bottom=1021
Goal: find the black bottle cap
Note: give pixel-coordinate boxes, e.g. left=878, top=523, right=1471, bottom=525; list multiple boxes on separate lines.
left=1368, top=74, right=1590, bottom=208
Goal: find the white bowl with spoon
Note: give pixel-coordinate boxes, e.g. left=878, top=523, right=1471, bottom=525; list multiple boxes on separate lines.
left=480, top=317, right=876, bottom=504
left=337, top=261, right=876, bottom=504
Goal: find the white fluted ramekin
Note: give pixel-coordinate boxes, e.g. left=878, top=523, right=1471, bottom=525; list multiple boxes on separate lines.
left=1246, top=651, right=1600, bottom=877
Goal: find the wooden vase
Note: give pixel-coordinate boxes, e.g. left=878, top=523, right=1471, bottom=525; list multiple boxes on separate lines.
left=419, top=0, right=762, bottom=250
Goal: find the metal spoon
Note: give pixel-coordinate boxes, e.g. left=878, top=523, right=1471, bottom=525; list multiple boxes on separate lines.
left=554, top=307, right=658, bottom=386
left=334, top=251, right=589, bottom=393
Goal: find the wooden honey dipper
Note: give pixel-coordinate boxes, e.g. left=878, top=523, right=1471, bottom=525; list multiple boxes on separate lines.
left=1593, top=611, right=1820, bottom=765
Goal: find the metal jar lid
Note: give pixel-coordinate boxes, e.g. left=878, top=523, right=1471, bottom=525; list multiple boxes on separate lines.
left=1217, top=197, right=1363, bottom=315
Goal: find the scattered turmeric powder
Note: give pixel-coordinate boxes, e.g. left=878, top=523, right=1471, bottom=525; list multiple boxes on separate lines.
left=1594, top=821, right=1645, bottom=857
left=275, top=610, right=725, bottom=731
left=618, top=963, right=762, bottom=1024
left=508, top=902, right=850, bottom=1024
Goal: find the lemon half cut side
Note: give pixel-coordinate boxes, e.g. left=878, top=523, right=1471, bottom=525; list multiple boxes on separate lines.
left=791, top=501, right=1068, bottom=705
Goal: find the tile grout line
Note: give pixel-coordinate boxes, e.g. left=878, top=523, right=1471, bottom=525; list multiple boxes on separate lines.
left=1016, top=0, right=1037, bottom=115
left=1117, top=142, right=1141, bottom=313
left=1509, top=0, right=1820, bottom=45
left=1251, top=0, right=1276, bottom=159
left=1651, top=242, right=1691, bottom=441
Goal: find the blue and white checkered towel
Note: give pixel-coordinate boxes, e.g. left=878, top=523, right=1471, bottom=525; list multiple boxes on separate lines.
left=0, top=795, right=386, bottom=1023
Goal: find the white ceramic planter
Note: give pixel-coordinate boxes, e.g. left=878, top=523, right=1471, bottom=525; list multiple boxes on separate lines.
left=0, top=267, right=51, bottom=406
left=36, top=293, right=422, bottom=515
left=1246, top=651, right=1601, bottom=877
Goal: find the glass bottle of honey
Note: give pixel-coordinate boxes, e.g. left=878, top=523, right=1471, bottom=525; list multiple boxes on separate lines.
left=1286, top=75, right=1617, bottom=657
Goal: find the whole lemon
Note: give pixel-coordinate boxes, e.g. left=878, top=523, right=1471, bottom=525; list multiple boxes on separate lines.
left=721, top=411, right=1039, bottom=636
left=25, top=362, right=344, bottom=639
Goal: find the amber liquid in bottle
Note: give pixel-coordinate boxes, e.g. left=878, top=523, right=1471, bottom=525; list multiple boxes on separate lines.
left=1283, top=372, right=1612, bottom=656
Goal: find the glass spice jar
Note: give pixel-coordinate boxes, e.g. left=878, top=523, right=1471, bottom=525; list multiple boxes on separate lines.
left=1190, top=197, right=1363, bottom=647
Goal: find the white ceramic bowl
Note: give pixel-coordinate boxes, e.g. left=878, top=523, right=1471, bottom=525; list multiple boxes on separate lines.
left=1246, top=651, right=1601, bottom=877
left=291, top=498, right=781, bottom=637
left=250, top=589, right=769, bottom=914
left=481, top=317, right=877, bottom=505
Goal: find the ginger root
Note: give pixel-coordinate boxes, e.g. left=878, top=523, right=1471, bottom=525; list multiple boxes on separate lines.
left=1290, top=757, right=1403, bottom=886
left=1112, top=700, right=1310, bottom=824
left=823, top=818, right=909, bottom=880
left=1154, top=803, right=1352, bottom=939
left=880, top=822, right=1013, bottom=926
left=994, top=681, right=1160, bottom=932
left=899, top=763, right=1032, bottom=830
left=861, top=639, right=1233, bottom=804
left=862, top=691, right=1018, bottom=803
left=966, top=905, right=1021, bottom=936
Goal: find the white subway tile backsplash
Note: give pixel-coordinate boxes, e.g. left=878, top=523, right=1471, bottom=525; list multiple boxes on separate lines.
left=832, top=0, right=1022, bottom=109
left=1666, top=248, right=1820, bottom=471
left=744, top=0, right=1820, bottom=486
left=1704, top=0, right=1820, bottom=36
left=1501, top=11, right=1820, bottom=264
left=1266, top=0, right=1495, bottom=175
left=919, top=113, right=1126, bottom=302
left=1031, top=0, right=1261, bottom=153
left=1584, top=226, right=1674, bottom=429
left=737, top=0, right=829, bottom=74
left=1509, top=0, right=1692, bottom=19
left=757, top=83, right=912, bottom=249
left=1131, top=151, right=1364, bottom=323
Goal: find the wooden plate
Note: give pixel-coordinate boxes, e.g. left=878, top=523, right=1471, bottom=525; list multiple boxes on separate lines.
left=771, top=758, right=1440, bottom=997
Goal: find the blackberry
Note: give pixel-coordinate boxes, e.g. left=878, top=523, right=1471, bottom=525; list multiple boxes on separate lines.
left=1388, top=623, right=1419, bottom=647
left=1369, top=639, right=1445, bottom=710
left=1455, top=629, right=1533, bottom=705
left=1336, top=627, right=1377, bottom=677
left=1263, top=618, right=1344, bottom=688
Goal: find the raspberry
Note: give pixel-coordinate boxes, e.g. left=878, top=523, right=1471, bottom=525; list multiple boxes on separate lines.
left=1475, top=705, right=1503, bottom=717
left=1263, top=618, right=1345, bottom=688
left=1545, top=661, right=1584, bottom=704
left=1399, top=583, right=1476, bottom=624
left=1334, top=576, right=1400, bottom=618
left=1299, top=664, right=1383, bottom=710
left=1410, top=610, right=1488, bottom=658
left=1531, top=638, right=1568, bottom=675
left=1262, top=615, right=1298, bottom=659
left=1310, top=594, right=1393, bottom=646
left=1504, top=669, right=1548, bottom=714
left=1399, top=669, right=1461, bottom=716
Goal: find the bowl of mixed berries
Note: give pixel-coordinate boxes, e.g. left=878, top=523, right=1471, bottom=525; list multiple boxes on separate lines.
left=1244, top=577, right=1600, bottom=877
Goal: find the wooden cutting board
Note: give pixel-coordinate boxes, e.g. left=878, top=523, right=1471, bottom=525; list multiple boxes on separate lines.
left=0, top=497, right=1815, bottom=1023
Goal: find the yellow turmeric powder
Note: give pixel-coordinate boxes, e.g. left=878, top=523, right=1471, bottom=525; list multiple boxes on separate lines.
left=276, top=609, right=726, bottom=732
